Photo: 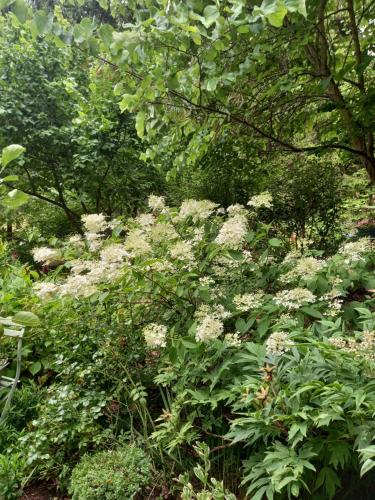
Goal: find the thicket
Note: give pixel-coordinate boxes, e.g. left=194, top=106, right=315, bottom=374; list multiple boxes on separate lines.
left=0, top=0, right=374, bottom=499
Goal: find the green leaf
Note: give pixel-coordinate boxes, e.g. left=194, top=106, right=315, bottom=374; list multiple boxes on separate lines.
left=33, top=10, right=53, bottom=35
left=0, top=0, right=15, bottom=9
left=284, top=0, right=307, bottom=16
left=1, top=144, right=25, bottom=167
left=267, top=7, right=287, bottom=27
left=29, top=361, right=42, bottom=376
left=191, top=31, right=202, bottom=45
left=99, top=24, right=113, bottom=47
left=300, top=306, right=322, bottom=319
left=135, top=110, right=146, bottom=138
left=360, top=458, right=375, bottom=477
left=2, top=189, right=28, bottom=208
left=1, top=175, right=19, bottom=183
left=206, top=77, right=219, bottom=91
left=203, top=5, right=219, bottom=28
left=268, top=238, right=282, bottom=247
left=11, top=0, right=28, bottom=23
left=13, top=311, right=40, bottom=327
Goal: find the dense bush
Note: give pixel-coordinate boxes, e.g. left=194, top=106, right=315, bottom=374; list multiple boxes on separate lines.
left=1, top=195, right=371, bottom=497
left=69, top=446, right=152, bottom=499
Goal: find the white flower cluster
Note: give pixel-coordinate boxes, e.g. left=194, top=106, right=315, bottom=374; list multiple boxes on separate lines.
left=124, top=228, right=151, bottom=256
left=327, top=330, right=375, bottom=361
left=136, top=213, right=155, bottom=229
left=150, top=223, right=178, bottom=243
left=247, top=192, right=273, bottom=209
left=84, top=231, right=104, bottom=252
left=177, top=199, right=218, bottom=222
left=33, top=282, right=59, bottom=300
left=338, top=238, right=373, bottom=264
left=148, top=195, right=166, bottom=212
left=196, top=315, right=224, bottom=343
left=280, top=257, right=325, bottom=283
left=224, top=332, right=241, bottom=347
left=170, top=241, right=194, bottom=261
left=227, top=204, right=247, bottom=217
left=32, top=247, right=62, bottom=265
left=215, top=214, right=248, bottom=249
left=194, top=303, right=230, bottom=321
left=81, top=213, right=108, bottom=233
left=68, top=234, right=84, bottom=249
left=233, top=292, right=264, bottom=312
left=143, top=323, right=167, bottom=348
left=274, top=287, right=316, bottom=309
left=265, top=331, right=293, bottom=356
left=100, top=244, right=130, bottom=263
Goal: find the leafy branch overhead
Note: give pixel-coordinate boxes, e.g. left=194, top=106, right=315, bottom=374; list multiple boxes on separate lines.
left=1, top=0, right=374, bottom=181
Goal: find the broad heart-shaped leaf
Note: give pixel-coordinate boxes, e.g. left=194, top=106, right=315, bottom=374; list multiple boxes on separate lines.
left=202, top=4, right=220, bottom=28
left=12, top=311, right=40, bottom=327
left=266, top=1, right=288, bottom=27
left=11, top=0, right=28, bottom=23
left=33, top=10, right=53, bottom=35
left=29, top=361, right=42, bottom=376
left=2, top=189, right=28, bottom=208
left=285, top=0, right=307, bottom=17
left=1, top=144, right=25, bottom=167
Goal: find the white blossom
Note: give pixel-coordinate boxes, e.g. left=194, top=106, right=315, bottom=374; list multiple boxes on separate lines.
left=100, top=244, right=130, bottom=263
left=32, top=247, right=62, bottom=265
left=224, top=332, right=241, bottom=347
left=274, top=287, right=316, bottom=309
left=327, top=331, right=375, bottom=361
left=338, top=238, right=373, bottom=264
left=150, top=223, right=179, bottom=243
left=195, top=304, right=230, bottom=321
left=215, top=214, right=248, bottom=249
left=33, top=282, right=59, bottom=300
left=84, top=231, right=104, bottom=252
left=170, top=241, right=194, bottom=261
left=196, top=315, right=224, bottom=342
left=143, top=323, right=167, bottom=348
left=136, top=213, right=155, bottom=229
left=177, top=199, right=218, bottom=222
left=280, top=257, right=325, bottom=283
left=265, top=331, right=293, bottom=356
left=233, top=292, right=264, bottom=312
left=247, top=192, right=273, bottom=209
left=227, top=204, right=247, bottom=217
left=81, top=213, right=108, bottom=233
left=124, top=229, right=151, bottom=256
left=148, top=195, right=166, bottom=212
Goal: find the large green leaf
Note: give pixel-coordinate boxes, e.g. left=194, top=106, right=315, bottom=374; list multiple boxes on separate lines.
left=1, top=144, right=25, bottom=167
left=13, top=311, right=40, bottom=327
left=11, top=0, right=28, bottom=23
left=2, top=189, right=28, bottom=208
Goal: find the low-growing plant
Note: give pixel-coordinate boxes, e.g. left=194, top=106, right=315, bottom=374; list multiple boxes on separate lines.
left=0, top=453, right=26, bottom=500
left=69, top=445, right=152, bottom=500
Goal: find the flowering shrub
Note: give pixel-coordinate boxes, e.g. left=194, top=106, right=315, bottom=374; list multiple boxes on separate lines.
left=2, top=195, right=375, bottom=497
